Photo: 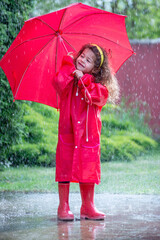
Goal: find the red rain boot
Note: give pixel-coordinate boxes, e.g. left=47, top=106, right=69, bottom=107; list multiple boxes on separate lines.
left=57, top=183, right=74, bottom=221
left=79, top=183, right=106, bottom=220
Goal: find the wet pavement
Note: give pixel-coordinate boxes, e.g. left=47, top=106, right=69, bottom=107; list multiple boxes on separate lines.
left=0, top=192, right=160, bottom=240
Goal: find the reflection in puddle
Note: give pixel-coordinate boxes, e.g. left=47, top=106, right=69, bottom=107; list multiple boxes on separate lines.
left=57, top=220, right=105, bottom=240
left=57, top=221, right=75, bottom=240
left=0, top=218, right=106, bottom=240
left=80, top=220, right=106, bottom=240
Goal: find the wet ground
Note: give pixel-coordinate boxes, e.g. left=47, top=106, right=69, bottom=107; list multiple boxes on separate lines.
left=0, top=192, right=160, bottom=240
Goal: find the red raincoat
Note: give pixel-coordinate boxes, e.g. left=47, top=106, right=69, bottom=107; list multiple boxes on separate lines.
left=54, top=56, right=108, bottom=184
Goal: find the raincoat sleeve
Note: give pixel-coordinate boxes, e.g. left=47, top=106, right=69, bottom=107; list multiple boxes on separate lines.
left=53, top=56, right=76, bottom=96
left=78, top=74, right=108, bottom=107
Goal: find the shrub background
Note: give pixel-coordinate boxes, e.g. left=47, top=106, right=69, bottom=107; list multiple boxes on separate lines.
left=0, top=0, right=35, bottom=167
left=7, top=101, right=157, bottom=166
left=8, top=103, right=58, bottom=166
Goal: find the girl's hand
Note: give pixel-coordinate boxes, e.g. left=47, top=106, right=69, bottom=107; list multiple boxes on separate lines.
left=73, top=70, right=83, bottom=79
left=67, top=52, right=74, bottom=59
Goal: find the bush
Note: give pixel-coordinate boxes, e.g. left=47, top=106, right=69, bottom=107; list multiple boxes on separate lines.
left=101, top=114, right=132, bottom=137
left=101, top=133, right=157, bottom=162
left=9, top=144, right=40, bottom=166
left=8, top=99, right=158, bottom=166
left=101, top=135, right=142, bottom=162
left=9, top=143, right=56, bottom=167
left=7, top=103, right=58, bottom=166
left=102, top=98, right=152, bottom=137
left=100, top=100, right=157, bottom=162
left=130, top=132, right=158, bottom=150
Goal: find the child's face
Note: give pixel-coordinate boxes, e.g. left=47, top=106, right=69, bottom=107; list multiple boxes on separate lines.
left=76, top=48, right=96, bottom=74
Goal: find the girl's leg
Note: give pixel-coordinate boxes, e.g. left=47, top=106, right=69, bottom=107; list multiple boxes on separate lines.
left=57, top=182, right=74, bottom=221
left=79, top=183, right=105, bottom=220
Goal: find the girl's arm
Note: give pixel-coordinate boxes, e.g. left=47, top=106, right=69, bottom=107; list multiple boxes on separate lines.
left=53, top=56, right=76, bottom=96
left=78, top=74, right=108, bottom=107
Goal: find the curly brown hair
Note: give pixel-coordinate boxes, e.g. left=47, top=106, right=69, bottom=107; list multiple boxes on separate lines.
left=75, top=43, right=120, bottom=104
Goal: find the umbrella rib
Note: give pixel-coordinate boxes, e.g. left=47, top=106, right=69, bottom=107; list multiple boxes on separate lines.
left=58, top=8, right=67, bottom=30
left=34, top=11, right=67, bottom=33
left=55, top=35, right=59, bottom=73
left=34, top=18, right=57, bottom=33
left=14, top=36, right=55, bottom=99
left=65, top=32, right=134, bottom=53
left=1, top=34, right=55, bottom=61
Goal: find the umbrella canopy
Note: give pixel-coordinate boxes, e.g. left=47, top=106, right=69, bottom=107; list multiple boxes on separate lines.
left=0, top=2, right=134, bottom=108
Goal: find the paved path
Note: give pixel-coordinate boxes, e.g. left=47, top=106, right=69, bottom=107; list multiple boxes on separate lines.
left=0, top=192, right=160, bottom=239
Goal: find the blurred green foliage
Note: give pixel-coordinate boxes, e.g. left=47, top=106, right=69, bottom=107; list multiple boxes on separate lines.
left=100, top=101, right=157, bottom=162
left=7, top=101, right=157, bottom=166
left=8, top=103, right=58, bottom=166
left=0, top=0, right=35, bottom=167
left=33, top=0, right=160, bottom=39
left=109, top=0, right=160, bottom=39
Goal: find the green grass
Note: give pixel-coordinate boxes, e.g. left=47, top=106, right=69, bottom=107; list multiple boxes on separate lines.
left=97, top=152, right=160, bottom=194
left=0, top=167, right=57, bottom=192
left=0, top=151, right=160, bottom=194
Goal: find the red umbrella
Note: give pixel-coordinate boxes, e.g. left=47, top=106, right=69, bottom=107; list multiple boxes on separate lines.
left=0, top=2, right=134, bottom=108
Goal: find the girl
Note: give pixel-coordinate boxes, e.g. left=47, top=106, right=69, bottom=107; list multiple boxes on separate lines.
left=53, top=43, right=119, bottom=221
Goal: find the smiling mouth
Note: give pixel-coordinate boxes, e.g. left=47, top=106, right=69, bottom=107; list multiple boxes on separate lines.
left=77, top=62, right=85, bottom=68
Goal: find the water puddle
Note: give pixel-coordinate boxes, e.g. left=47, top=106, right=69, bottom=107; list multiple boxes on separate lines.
left=0, top=192, right=160, bottom=239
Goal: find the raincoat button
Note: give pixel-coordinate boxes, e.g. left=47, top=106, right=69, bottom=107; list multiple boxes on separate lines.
left=78, top=121, right=80, bottom=124
left=75, top=146, right=78, bottom=148
left=81, top=98, right=84, bottom=100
